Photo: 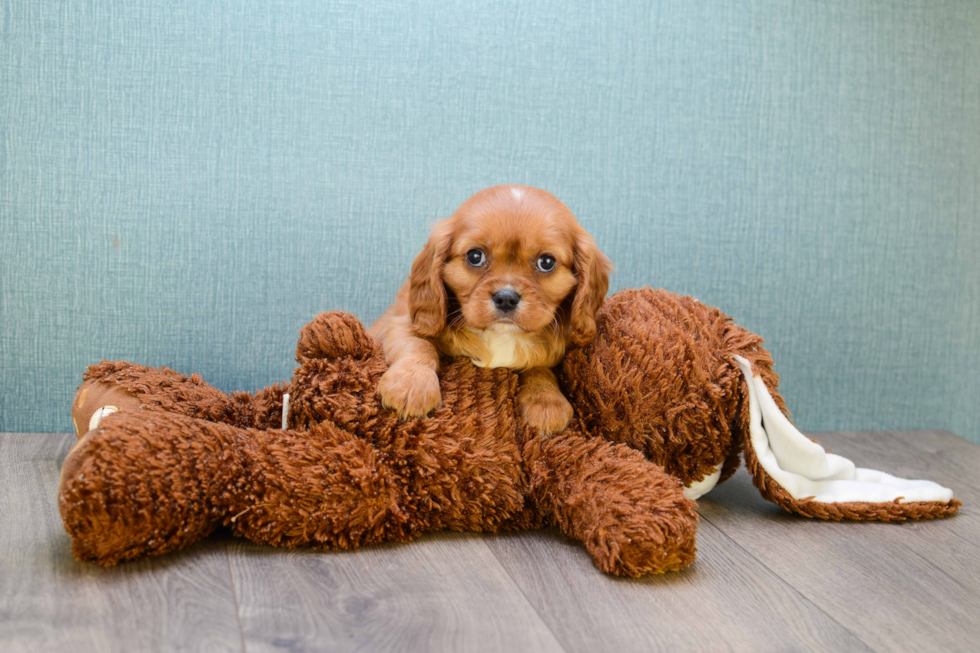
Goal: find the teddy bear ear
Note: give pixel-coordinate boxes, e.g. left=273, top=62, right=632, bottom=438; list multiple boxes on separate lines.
left=296, top=312, right=378, bottom=363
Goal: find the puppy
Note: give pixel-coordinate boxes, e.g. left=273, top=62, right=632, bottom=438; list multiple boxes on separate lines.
left=369, top=185, right=612, bottom=435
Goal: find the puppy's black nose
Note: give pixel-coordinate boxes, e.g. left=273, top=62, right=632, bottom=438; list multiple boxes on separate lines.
left=492, top=289, right=521, bottom=312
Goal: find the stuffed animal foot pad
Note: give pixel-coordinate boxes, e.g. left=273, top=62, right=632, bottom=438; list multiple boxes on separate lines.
left=734, top=356, right=960, bottom=521
left=71, top=379, right=144, bottom=438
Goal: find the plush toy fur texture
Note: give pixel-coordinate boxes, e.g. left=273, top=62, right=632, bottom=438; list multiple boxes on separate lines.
left=60, top=289, right=959, bottom=576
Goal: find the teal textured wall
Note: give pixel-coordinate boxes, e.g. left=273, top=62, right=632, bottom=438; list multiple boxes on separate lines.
left=2, top=1, right=978, bottom=441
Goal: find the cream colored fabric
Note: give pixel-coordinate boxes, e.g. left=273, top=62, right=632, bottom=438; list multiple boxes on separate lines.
left=683, top=464, right=722, bottom=500
left=733, top=356, right=953, bottom=505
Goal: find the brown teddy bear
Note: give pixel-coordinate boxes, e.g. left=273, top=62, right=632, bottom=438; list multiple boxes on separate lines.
left=60, top=289, right=959, bottom=576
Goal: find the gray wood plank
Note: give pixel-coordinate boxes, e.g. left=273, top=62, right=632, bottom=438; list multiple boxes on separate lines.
left=699, top=430, right=980, bottom=653
left=228, top=533, right=567, bottom=653
left=812, top=430, right=980, bottom=590
left=0, top=433, right=245, bottom=653
left=5, top=430, right=975, bottom=653
left=484, top=521, right=871, bottom=653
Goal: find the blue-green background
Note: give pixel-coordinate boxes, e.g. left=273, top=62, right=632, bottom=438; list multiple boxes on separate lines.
left=2, top=1, right=978, bottom=441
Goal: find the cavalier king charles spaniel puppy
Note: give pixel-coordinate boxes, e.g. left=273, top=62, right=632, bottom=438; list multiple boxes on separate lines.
left=369, top=185, right=612, bottom=435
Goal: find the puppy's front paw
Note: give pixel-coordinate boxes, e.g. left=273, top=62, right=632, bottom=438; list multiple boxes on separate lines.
left=377, top=364, right=442, bottom=418
left=521, top=392, right=574, bottom=435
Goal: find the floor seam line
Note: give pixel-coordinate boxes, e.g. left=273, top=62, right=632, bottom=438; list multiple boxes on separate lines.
left=226, top=545, right=249, bottom=653
left=482, top=534, right=572, bottom=653
left=698, top=509, right=881, bottom=653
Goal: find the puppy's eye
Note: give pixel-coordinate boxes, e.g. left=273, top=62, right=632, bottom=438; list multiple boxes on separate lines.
left=536, top=254, right=557, bottom=272
left=466, top=249, right=487, bottom=267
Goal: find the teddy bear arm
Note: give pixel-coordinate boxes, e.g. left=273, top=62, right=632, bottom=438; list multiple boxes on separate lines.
left=523, top=433, right=699, bottom=576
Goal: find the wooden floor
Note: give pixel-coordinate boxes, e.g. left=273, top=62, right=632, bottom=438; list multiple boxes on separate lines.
left=1, top=430, right=977, bottom=653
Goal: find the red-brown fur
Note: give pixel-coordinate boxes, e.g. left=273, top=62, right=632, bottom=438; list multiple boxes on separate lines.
left=61, top=289, right=958, bottom=575
left=370, top=186, right=611, bottom=434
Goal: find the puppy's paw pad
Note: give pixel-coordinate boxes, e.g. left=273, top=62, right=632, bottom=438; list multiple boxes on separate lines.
left=522, top=393, right=573, bottom=435
left=377, top=365, right=442, bottom=418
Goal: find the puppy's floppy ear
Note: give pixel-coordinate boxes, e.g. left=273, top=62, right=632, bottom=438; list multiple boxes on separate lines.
left=569, top=230, right=613, bottom=346
left=408, top=219, right=454, bottom=337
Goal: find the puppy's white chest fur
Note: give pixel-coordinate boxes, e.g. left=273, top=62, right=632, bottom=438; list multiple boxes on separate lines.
left=468, top=325, right=527, bottom=369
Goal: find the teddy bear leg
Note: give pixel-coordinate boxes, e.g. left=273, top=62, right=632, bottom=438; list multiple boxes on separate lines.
left=523, top=434, right=699, bottom=576
left=59, top=408, right=422, bottom=565
left=224, top=418, right=422, bottom=551
left=72, top=361, right=264, bottom=438
left=59, top=409, right=251, bottom=565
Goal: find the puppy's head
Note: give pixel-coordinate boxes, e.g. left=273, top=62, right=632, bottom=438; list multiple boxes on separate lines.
left=408, top=185, right=612, bottom=347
